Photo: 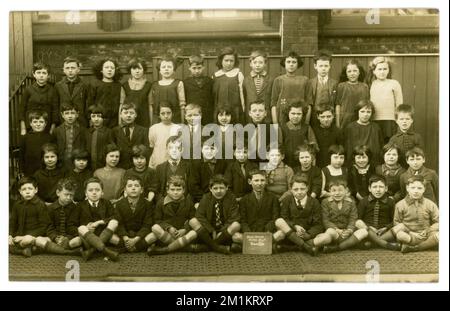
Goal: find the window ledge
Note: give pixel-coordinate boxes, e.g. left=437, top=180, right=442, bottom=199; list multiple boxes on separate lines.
left=33, top=20, right=280, bottom=42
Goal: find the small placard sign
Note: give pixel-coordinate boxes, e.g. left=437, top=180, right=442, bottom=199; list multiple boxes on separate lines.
left=243, top=232, right=272, bottom=255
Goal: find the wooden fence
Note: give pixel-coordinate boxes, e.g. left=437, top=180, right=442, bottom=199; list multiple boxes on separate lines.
left=9, top=54, right=439, bottom=172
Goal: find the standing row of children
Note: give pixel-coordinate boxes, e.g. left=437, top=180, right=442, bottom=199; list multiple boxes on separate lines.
left=11, top=47, right=438, bottom=259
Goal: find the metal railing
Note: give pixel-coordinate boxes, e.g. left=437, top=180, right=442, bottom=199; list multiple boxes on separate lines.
left=9, top=74, right=34, bottom=181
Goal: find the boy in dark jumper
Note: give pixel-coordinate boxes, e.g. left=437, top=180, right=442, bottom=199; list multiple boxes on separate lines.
left=183, top=55, right=214, bottom=125
left=189, top=141, right=228, bottom=203
left=55, top=57, right=90, bottom=127
left=147, top=176, right=200, bottom=255
left=19, top=62, right=58, bottom=135
left=53, top=103, right=88, bottom=170
left=231, top=169, right=282, bottom=253
left=114, top=176, right=154, bottom=252
left=311, top=105, right=343, bottom=168
left=9, top=177, right=50, bottom=257
left=224, top=146, right=258, bottom=201
left=77, top=177, right=119, bottom=261
left=19, top=111, right=55, bottom=177
left=112, top=102, right=150, bottom=169
left=155, top=136, right=192, bottom=202
left=39, top=178, right=82, bottom=255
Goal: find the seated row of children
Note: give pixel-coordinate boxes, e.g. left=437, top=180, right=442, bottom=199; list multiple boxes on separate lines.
left=10, top=165, right=438, bottom=260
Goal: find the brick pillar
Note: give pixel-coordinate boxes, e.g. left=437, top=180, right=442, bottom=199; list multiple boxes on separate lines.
left=281, top=10, right=318, bottom=55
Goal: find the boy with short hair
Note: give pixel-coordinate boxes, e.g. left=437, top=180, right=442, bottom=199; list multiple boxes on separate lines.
left=183, top=55, right=214, bottom=125
left=77, top=177, right=120, bottom=261
left=188, top=175, right=241, bottom=254
left=123, top=144, right=157, bottom=202
left=392, top=175, right=439, bottom=253
left=112, top=102, right=150, bottom=169
left=86, top=105, right=113, bottom=171
left=20, top=62, right=59, bottom=135
left=311, top=105, right=343, bottom=168
left=355, top=175, right=400, bottom=250
left=53, top=103, right=88, bottom=170
left=265, top=147, right=294, bottom=199
left=183, top=103, right=203, bottom=161
left=243, top=50, right=274, bottom=123
left=231, top=169, right=282, bottom=253
left=9, top=176, right=49, bottom=257
left=43, top=178, right=83, bottom=255
left=248, top=101, right=280, bottom=164
left=388, top=104, right=424, bottom=161
left=189, top=141, right=228, bottom=203
left=305, top=50, right=337, bottom=126
left=114, top=176, right=154, bottom=252
left=55, top=57, right=90, bottom=127
left=224, top=146, right=258, bottom=200
left=314, top=179, right=367, bottom=253
left=279, top=101, right=318, bottom=168
left=155, top=136, right=192, bottom=201
left=20, top=111, right=55, bottom=176
left=275, top=175, right=322, bottom=255
left=147, top=176, right=200, bottom=255
left=399, top=147, right=438, bottom=204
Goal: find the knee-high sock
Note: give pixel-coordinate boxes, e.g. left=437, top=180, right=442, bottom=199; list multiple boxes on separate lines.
left=214, top=229, right=232, bottom=245
left=167, top=231, right=197, bottom=252
left=82, top=231, right=105, bottom=252
left=367, top=229, right=390, bottom=247
left=44, top=241, right=75, bottom=255
left=195, top=227, right=230, bottom=254
left=416, top=235, right=439, bottom=251
left=338, top=235, right=360, bottom=250
left=134, top=238, right=149, bottom=252
left=285, top=230, right=305, bottom=247
left=155, top=230, right=174, bottom=244
left=99, top=228, right=114, bottom=244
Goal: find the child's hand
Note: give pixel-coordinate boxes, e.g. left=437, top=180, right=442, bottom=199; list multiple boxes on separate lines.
left=295, top=225, right=306, bottom=235
left=376, top=227, right=388, bottom=236
left=300, top=232, right=311, bottom=240
left=9, top=235, right=14, bottom=246
left=20, top=128, right=27, bottom=136
left=147, top=192, right=155, bottom=202
left=87, top=223, right=97, bottom=232
left=341, top=229, right=353, bottom=239
left=13, top=236, right=24, bottom=244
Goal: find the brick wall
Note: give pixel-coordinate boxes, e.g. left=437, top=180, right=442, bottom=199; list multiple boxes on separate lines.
left=282, top=10, right=318, bottom=54
left=319, top=35, right=439, bottom=54
left=33, top=38, right=281, bottom=71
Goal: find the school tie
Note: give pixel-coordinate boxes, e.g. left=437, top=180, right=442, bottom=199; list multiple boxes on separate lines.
left=373, top=200, right=380, bottom=228
left=68, top=81, right=75, bottom=96
left=59, top=207, right=66, bottom=236
left=130, top=202, right=136, bottom=213
left=240, top=163, right=246, bottom=177
left=215, top=202, right=223, bottom=228
left=124, top=125, right=131, bottom=141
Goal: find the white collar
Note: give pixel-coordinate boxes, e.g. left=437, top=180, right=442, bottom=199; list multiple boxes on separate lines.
left=214, top=68, right=240, bottom=78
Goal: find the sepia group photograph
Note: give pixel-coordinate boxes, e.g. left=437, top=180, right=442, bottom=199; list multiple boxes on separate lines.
left=3, top=0, right=448, bottom=291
